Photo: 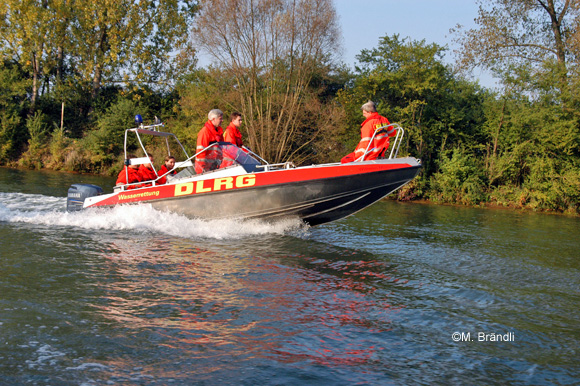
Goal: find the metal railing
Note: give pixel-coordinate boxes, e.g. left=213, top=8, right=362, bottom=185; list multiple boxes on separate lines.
left=116, top=121, right=408, bottom=191
left=117, top=142, right=212, bottom=191
left=116, top=121, right=198, bottom=191
left=255, top=162, right=296, bottom=171
left=357, top=123, right=405, bottom=162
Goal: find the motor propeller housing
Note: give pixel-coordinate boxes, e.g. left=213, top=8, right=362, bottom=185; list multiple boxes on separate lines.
left=66, top=183, right=103, bottom=212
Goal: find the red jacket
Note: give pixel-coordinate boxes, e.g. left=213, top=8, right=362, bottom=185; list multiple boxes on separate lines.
left=195, top=121, right=224, bottom=174
left=342, top=113, right=396, bottom=163
left=157, top=164, right=176, bottom=184
left=115, top=166, right=142, bottom=188
left=138, top=164, right=158, bottom=185
left=224, top=123, right=243, bottom=147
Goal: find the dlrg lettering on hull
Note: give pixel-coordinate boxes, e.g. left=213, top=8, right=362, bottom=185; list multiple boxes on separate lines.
left=175, top=174, right=257, bottom=196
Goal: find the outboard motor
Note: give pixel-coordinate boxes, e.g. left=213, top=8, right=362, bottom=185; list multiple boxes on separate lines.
left=66, top=183, right=103, bottom=212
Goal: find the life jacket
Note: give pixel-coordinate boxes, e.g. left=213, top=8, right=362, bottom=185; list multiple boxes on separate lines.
left=138, top=164, right=158, bottom=186
left=195, top=121, right=224, bottom=174
left=353, top=113, right=396, bottom=161
left=157, top=164, right=176, bottom=184
left=224, top=123, right=243, bottom=147
left=115, top=166, right=143, bottom=189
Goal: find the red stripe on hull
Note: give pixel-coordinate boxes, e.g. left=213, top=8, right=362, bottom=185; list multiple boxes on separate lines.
left=86, top=162, right=416, bottom=208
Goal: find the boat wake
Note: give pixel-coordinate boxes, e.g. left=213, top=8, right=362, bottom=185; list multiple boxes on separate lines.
left=0, top=192, right=307, bottom=239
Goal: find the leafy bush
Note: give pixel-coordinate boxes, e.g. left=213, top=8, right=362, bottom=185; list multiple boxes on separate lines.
left=27, top=111, right=50, bottom=150
left=0, top=110, right=21, bottom=164
left=46, top=124, right=71, bottom=169
left=396, top=172, right=428, bottom=201
left=18, top=112, right=51, bottom=169
left=429, top=148, right=487, bottom=205
left=81, top=97, right=148, bottom=172
left=524, top=157, right=580, bottom=213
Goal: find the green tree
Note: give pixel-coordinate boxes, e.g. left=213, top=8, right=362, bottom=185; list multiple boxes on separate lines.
left=0, top=0, right=196, bottom=166
left=339, top=35, right=487, bottom=177
left=69, top=0, right=198, bottom=97
left=0, top=60, right=28, bottom=163
left=1, top=0, right=197, bottom=102
left=1, top=0, right=52, bottom=110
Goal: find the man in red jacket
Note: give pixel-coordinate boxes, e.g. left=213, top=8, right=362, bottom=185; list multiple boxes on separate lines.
left=341, top=101, right=397, bottom=163
left=115, top=154, right=143, bottom=189
left=138, top=155, right=158, bottom=186
left=195, top=109, right=225, bottom=174
left=224, top=112, right=243, bottom=147
left=220, top=112, right=245, bottom=168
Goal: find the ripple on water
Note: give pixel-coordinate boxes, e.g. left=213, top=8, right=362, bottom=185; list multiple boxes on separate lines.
left=1, top=179, right=579, bottom=384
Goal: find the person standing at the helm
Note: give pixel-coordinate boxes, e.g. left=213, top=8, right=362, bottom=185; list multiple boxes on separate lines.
left=195, top=109, right=225, bottom=174
left=224, top=112, right=244, bottom=148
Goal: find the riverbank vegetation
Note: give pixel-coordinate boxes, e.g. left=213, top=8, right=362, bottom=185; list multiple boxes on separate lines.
left=1, top=0, right=579, bottom=214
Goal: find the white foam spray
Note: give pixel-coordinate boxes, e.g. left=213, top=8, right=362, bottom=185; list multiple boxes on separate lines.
left=0, top=192, right=307, bottom=240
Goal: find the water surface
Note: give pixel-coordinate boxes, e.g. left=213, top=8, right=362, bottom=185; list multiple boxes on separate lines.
left=1, top=167, right=579, bottom=385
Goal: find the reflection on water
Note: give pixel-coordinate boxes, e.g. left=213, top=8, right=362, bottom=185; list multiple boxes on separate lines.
left=1, top=167, right=579, bottom=385
left=93, top=236, right=404, bottom=371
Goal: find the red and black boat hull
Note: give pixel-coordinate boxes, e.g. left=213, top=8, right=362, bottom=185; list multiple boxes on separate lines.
left=83, top=158, right=421, bottom=226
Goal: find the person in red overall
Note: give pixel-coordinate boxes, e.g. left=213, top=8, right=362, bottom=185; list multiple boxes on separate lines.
left=221, top=112, right=244, bottom=168
left=341, top=101, right=397, bottom=163
left=195, top=109, right=224, bottom=174
left=224, top=112, right=243, bottom=147
left=138, top=155, right=158, bottom=186
left=115, top=154, right=143, bottom=189
left=157, top=156, right=176, bottom=184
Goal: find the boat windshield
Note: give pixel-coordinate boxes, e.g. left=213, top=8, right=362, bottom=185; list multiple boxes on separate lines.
left=216, top=142, right=261, bottom=172
left=172, top=142, right=261, bottom=180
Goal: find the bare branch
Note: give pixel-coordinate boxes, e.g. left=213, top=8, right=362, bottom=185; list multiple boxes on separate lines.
left=192, top=0, right=340, bottom=162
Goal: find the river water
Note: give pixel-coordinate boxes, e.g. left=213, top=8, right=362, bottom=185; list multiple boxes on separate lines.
left=0, top=167, right=579, bottom=385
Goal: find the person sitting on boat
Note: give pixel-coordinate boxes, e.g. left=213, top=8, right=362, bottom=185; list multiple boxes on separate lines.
left=224, top=112, right=244, bottom=147
left=115, top=154, right=143, bottom=189
left=195, top=109, right=225, bottom=174
left=219, top=112, right=245, bottom=169
left=341, top=101, right=397, bottom=163
left=138, top=155, right=158, bottom=186
left=157, top=155, right=176, bottom=184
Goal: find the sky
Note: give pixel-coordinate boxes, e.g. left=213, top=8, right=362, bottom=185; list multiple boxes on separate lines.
left=197, top=0, right=497, bottom=88
left=334, top=0, right=497, bottom=87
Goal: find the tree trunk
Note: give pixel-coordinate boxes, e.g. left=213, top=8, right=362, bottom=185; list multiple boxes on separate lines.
left=539, top=0, right=569, bottom=66
left=57, top=46, right=64, bottom=82
left=539, top=0, right=570, bottom=91
left=30, top=51, right=40, bottom=113
left=91, top=27, right=109, bottom=98
left=92, top=64, right=102, bottom=98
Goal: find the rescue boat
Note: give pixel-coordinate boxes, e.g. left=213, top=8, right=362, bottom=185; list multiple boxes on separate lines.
left=67, top=116, right=421, bottom=226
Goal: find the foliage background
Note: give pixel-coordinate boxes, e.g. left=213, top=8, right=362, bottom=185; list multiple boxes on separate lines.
left=0, top=0, right=579, bottom=214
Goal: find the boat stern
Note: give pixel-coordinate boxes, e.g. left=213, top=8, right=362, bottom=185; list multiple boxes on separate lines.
left=66, top=184, right=104, bottom=212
